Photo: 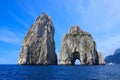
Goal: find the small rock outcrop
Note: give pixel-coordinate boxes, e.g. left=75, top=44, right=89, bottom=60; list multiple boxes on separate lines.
left=59, top=26, right=104, bottom=65
left=98, top=52, right=105, bottom=65
left=105, top=48, right=120, bottom=64
left=18, top=13, right=57, bottom=65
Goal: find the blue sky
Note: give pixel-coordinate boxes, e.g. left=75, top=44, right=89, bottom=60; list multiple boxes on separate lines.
left=1, top=0, right=120, bottom=64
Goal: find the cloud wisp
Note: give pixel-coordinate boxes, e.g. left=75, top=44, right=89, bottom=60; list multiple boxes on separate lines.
left=0, top=3, right=30, bottom=28
left=0, top=28, right=22, bottom=44
left=8, top=10, right=30, bottom=28
left=53, top=0, right=120, bottom=57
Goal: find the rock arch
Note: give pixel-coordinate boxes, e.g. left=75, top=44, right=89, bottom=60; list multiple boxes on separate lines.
left=75, top=59, right=81, bottom=65
left=71, top=51, right=81, bottom=65
left=59, top=26, right=99, bottom=65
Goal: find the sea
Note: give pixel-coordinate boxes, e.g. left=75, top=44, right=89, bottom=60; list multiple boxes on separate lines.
left=0, top=64, right=120, bottom=80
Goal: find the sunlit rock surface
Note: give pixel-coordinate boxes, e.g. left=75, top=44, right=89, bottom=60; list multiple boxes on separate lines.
left=59, top=26, right=104, bottom=65
left=18, top=13, right=57, bottom=65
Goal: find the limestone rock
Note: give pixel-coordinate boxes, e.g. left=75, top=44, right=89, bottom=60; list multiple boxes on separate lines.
left=18, top=13, right=57, bottom=65
left=98, top=52, right=105, bottom=65
left=59, top=26, right=101, bottom=65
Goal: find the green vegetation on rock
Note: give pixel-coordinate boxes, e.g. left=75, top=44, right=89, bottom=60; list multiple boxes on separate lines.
left=71, top=31, right=79, bottom=37
left=84, top=44, right=90, bottom=52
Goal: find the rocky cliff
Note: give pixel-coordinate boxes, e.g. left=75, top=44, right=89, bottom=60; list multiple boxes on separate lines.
left=59, top=26, right=104, bottom=65
left=18, top=13, right=57, bottom=65
left=105, top=48, right=120, bottom=64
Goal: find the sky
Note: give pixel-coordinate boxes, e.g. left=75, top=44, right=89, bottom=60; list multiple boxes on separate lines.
left=0, top=0, right=120, bottom=64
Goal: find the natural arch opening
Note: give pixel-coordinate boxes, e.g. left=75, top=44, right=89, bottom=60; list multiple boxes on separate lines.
left=72, top=51, right=81, bottom=65
left=75, top=59, right=81, bottom=65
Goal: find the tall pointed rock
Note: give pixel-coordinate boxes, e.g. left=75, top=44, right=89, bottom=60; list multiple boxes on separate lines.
left=18, top=13, right=57, bottom=65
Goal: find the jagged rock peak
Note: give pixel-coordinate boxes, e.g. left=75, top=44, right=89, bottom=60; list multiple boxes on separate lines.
left=68, top=26, right=92, bottom=37
left=59, top=26, right=104, bottom=65
left=68, top=26, right=82, bottom=33
left=18, top=13, right=57, bottom=65
left=35, top=13, right=51, bottom=22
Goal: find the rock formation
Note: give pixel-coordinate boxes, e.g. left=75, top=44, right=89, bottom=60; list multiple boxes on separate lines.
left=18, top=13, right=57, bottom=65
left=59, top=26, right=104, bottom=65
left=98, top=52, right=105, bottom=65
left=105, top=48, right=120, bottom=64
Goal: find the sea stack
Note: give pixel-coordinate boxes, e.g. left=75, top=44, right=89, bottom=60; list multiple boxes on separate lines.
left=98, top=52, right=105, bottom=65
left=18, top=13, right=57, bottom=65
left=59, top=26, right=104, bottom=65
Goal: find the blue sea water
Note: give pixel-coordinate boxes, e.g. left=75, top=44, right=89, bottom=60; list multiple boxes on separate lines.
left=0, top=64, right=120, bottom=80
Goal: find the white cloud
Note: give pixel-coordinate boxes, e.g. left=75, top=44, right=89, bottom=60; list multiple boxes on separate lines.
left=75, top=0, right=120, bottom=32
left=0, top=2, right=30, bottom=28
left=0, top=28, right=21, bottom=44
left=101, top=34, right=120, bottom=49
left=61, top=0, right=120, bottom=57
left=51, top=0, right=120, bottom=57
left=96, top=34, right=120, bottom=57
left=1, top=0, right=120, bottom=58
left=103, top=48, right=116, bottom=58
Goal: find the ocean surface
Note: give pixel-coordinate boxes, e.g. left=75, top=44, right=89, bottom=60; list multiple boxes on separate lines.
left=0, top=64, right=120, bottom=80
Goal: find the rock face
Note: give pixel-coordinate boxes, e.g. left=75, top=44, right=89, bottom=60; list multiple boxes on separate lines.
left=105, top=48, right=120, bottom=64
left=59, top=26, right=103, bottom=65
left=98, top=52, right=105, bottom=65
left=18, top=13, right=57, bottom=65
